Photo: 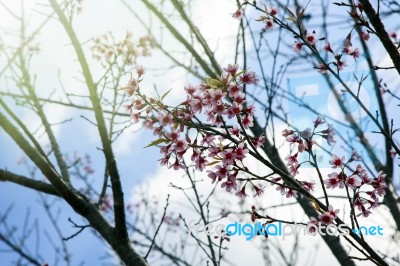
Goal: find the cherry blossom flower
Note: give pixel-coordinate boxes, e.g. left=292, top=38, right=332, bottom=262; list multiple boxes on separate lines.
left=351, top=48, right=360, bottom=59
left=240, top=71, right=259, bottom=84
left=158, top=112, right=173, bottom=126
left=264, top=19, right=274, bottom=30
left=301, top=128, right=312, bottom=140
left=307, top=217, right=319, bottom=235
left=313, top=116, right=325, bottom=127
left=285, top=153, right=298, bottom=166
left=232, top=9, right=244, bottom=20
left=327, top=205, right=340, bottom=219
left=227, top=84, right=242, bottom=98
left=173, top=139, right=188, bottom=152
left=131, top=112, right=140, bottom=123
left=229, top=126, right=240, bottom=136
left=324, top=42, right=333, bottom=53
left=293, top=41, right=303, bottom=53
left=169, top=158, right=183, bottom=170
left=195, top=155, right=207, bottom=171
left=235, top=143, right=248, bottom=160
left=286, top=134, right=299, bottom=143
left=302, top=180, right=316, bottom=192
left=207, top=170, right=218, bottom=183
left=224, top=63, right=239, bottom=75
left=306, top=31, right=317, bottom=45
left=276, top=184, right=286, bottom=194
left=318, top=212, right=334, bottom=225
left=289, top=163, right=300, bottom=176
left=345, top=175, right=361, bottom=189
left=361, top=31, right=370, bottom=41
left=253, top=185, right=265, bottom=197
left=286, top=189, right=298, bottom=198
left=269, top=7, right=278, bottom=16
left=235, top=185, right=248, bottom=197
left=350, top=150, right=362, bottom=162
left=242, top=115, right=254, bottom=128
left=252, top=135, right=265, bottom=148
left=221, top=149, right=236, bottom=165
left=282, top=129, right=293, bottom=137
left=337, top=60, right=347, bottom=71
left=324, top=172, right=341, bottom=189
left=136, top=65, right=145, bottom=76
left=221, top=175, right=238, bottom=192
left=317, top=63, right=328, bottom=74
left=329, top=154, right=345, bottom=168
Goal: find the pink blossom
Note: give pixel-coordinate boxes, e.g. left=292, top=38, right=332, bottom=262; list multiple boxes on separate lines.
left=264, top=19, right=274, bottom=30
left=361, top=31, right=370, bottom=41
left=221, top=149, right=236, bottom=165
left=131, top=112, right=140, bottom=123
left=337, top=60, right=347, bottom=71
left=136, top=65, right=145, bottom=76
left=313, top=116, right=325, bottom=127
left=345, top=174, right=361, bottom=189
left=307, top=217, right=319, bottom=235
left=324, top=42, right=333, bottom=53
left=329, top=154, right=345, bottom=168
left=158, top=112, right=173, bottom=126
left=350, top=150, right=362, bottom=162
left=227, top=84, right=242, bottom=98
left=324, top=172, right=340, bottom=189
left=253, top=185, right=265, bottom=197
left=221, top=176, right=238, bottom=192
left=289, top=163, right=300, bottom=176
left=293, top=41, right=303, bottom=53
left=173, top=139, right=188, bottom=152
left=282, top=129, right=293, bottom=137
left=351, top=48, right=360, bottom=59
left=229, top=126, right=240, bottom=136
left=286, top=134, right=299, bottom=143
left=300, top=128, right=312, bottom=140
left=242, top=115, right=254, bottom=128
left=285, top=153, right=298, bottom=166
left=224, top=64, right=239, bottom=75
left=317, top=63, right=328, bottom=74
left=195, top=156, right=207, bottom=171
left=252, top=135, right=265, bottom=148
left=169, top=158, right=183, bottom=170
left=240, top=71, right=259, bottom=84
left=269, top=7, right=278, bottom=16
left=166, top=129, right=180, bottom=142
left=327, top=205, right=340, bottom=219
left=232, top=9, right=244, bottom=20
left=318, top=212, right=334, bottom=225
left=306, top=31, right=317, bottom=45
left=285, top=189, right=298, bottom=198
left=235, top=185, right=248, bottom=197
left=184, top=84, right=196, bottom=95
left=235, top=143, right=248, bottom=160
left=303, top=180, right=316, bottom=192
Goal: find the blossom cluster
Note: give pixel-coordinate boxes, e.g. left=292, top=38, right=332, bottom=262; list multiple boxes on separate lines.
left=283, top=117, right=385, bottom=220
left=325, top=153, right=386, bottom=218
left=306, top=205, right=340, bottom=235
left=282, top=116, right=336, bottom=176
left=124, top=64, right=267, bottom=197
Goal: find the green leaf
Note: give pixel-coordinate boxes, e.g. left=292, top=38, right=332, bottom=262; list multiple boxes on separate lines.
left=206, top=160, right=220, bottom=166
left=205, top=78, right=221, bottom=88
left=144, top=138, right=169, bottom=148
left=161, top=88, right=172, bottom=100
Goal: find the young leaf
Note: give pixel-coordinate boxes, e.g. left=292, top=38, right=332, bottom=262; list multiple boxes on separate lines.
left=144, top=138, right=169, bottom=148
